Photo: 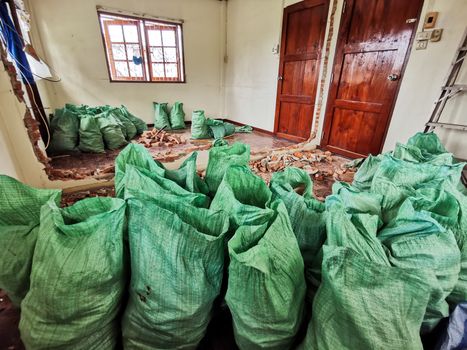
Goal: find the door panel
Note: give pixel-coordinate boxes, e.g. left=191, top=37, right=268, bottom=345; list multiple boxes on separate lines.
left=274, top=0, right=330, bottom=142
left=321, top=0, right=424, bottom=158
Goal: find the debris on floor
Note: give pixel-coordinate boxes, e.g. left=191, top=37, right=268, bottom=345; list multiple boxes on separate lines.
left=250, top=148, right=356, bottom=200
left=137, top=128, right=186, bottom=148
left=61, top=186, right=115, bottom=207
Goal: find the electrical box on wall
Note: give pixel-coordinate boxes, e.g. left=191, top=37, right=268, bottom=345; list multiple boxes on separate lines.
left=415, top=11, right=443, bottom=50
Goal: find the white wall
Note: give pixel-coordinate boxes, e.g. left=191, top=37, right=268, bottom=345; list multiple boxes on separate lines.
left=382, top=0, right=467, bottom=159
left=28, top=0, right=225, bottom=123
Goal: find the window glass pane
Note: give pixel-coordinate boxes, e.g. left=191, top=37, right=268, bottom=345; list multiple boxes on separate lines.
left=152, top=63, right=165, bottom=78
left=129, top=62, right=143, bottom=78
left=165, top=63, right=178, bottom=78
left=163, top=48, right=177, bottom=63
left=147, top=30, right=162, bottom=46
left=112, top=44, right=126, bottom=59
left=150, top=47, right=164, bottom=62
left=162, top=30, right=176, bottom=46
left=123, top=25, right=139, bottom=42
left=115, top=61, right=129, bottom=77
left=127, top=44, right=142, bottom=60
left=108, top=24, right=123, bottom=42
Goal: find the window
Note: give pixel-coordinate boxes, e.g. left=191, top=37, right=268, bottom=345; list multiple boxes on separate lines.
left=98, top=12, right=185, bottom=82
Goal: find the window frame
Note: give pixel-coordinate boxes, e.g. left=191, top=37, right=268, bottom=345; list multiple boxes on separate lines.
left=97, top=11, right=186, bottom=83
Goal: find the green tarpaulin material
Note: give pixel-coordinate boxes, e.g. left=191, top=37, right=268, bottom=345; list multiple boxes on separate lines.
left=0, top=176, right=61, bottom=306
left=115, top=144, right=209, bottom=199
left=19, top=197, right=126, bottom=350
left=226, top=199, right=306, bottom=350
left=48, top=107, right=80, bottom=154
left=205, top=143, right=251, bottom=196
left=122, top=197, right=229, bottom=349
left=169, top=101, right=186, bottom=130
left=78, top=114, right=105, bottom=153
left=154, top=102, right=171, bottom=130
left=300, top=246, right=436, bottom=350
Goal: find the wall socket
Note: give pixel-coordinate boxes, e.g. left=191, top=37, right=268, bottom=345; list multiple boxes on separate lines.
left=430, top=29, right=443, bottom=42
left=416, top=40, right=428, bottom=50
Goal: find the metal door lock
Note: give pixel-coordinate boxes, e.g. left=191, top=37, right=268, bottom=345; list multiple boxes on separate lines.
left=387, top=73, right=399, bottom=81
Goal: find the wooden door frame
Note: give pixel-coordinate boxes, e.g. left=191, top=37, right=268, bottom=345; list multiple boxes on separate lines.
left=320, top=0, right=424, bottom=158
left=273, top=0, right=330, bottom=142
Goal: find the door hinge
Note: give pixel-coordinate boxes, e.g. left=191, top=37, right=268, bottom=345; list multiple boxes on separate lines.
left=321, top=131, right=325, bottom=141
left=342, top=0, right=346, bottom=14
left=331, top=72, right=334, bottom=81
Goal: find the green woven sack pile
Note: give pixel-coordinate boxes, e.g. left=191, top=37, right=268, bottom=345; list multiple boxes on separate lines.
left=122, top=196, right=229, bottom=348
left=205, top=143, right=251, bottom=196
left=116, top=145, right=228, bottom=348
left=78, top=114, right=105, bottom=153
left=96, top=111, right=128, bottom=150
left=19, top=197, right=126, bottom=350
left=191, top=110, right=252, bottom=140
left=115, top=143, right=209, bottom=199
left=269, top=167, right=326, bottom=302
left=153, top=102, right=171, bottom=130
left=48, top=106, right=80, bottom=154
left=170, top=101, right=186, bottom=130
left=49, top=103, right=147, bottom=154
left=212, top=165, right=305, bottom=349
left=0, top=175, right=61, bottom=306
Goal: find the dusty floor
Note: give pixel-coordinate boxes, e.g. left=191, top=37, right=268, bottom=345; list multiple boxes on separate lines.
left=49, top=128, right=295, bottom=181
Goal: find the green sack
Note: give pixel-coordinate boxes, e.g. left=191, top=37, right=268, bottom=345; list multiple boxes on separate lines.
left=96, top=112, right=128, bottom=150
left=48, top=107, right=80, bottom=154
left=78, top=114, right=105, bottom=153
left=122, top=197, right=229, bottom=349
left=205, top=143, right=251, bottom=195
left=123, top=164, right=209, bottom=209
left=210, top=165, right=274, bottom=230
left=169, top=101, right=186, bottom=130
left=378, top=198, right=460, bottom=332
left=115, top=144, right=208, bottom=198
left=111, top=108, right=138, bottom=140
left=270, top=167, right=326, bottom=266
left=115, top=143, right=166, bottom=198
left=165, top=152, right=209, bottom=195
left=270, top=168, right=326, bottom=303
left=224, top=122, right=237, bottom=136
left=351, top=154, right=383, bottom=191
left=120, top=105, right=148, bottom=134
left=226, top=200, right=306, bottom=350
left=191, top=110, right=211, bottom=139
left=0, top=176, right=61, bottom=306
left=300, top=246, right=435, bottom=350
left=154, top=102, right=171, bottom=130
left=19, top=197, right=126, bottom=350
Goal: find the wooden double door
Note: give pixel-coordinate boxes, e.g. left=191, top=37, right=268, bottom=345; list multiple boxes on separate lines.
left=275, top=0, right=423, bottom=156
left=321, top=0, right=424, bottom=158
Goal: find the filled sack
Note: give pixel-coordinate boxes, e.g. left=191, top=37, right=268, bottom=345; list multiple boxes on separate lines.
left=19, top=197, right=126, bottom=350
left=0, top=175, right=61, bottom=306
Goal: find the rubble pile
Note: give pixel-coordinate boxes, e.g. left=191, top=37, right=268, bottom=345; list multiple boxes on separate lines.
left=137, top=129, right=186, bottom=148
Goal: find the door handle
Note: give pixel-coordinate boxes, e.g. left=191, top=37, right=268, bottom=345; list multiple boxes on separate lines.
left=387, top=73, right=399, bottom=81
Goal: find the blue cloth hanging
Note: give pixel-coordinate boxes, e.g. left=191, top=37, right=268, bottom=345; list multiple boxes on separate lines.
left=133, top=55, right=143, bottom=65
left=0, top=0, right=34, bottom=83
left=436, top=302, right=467, bottom=350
